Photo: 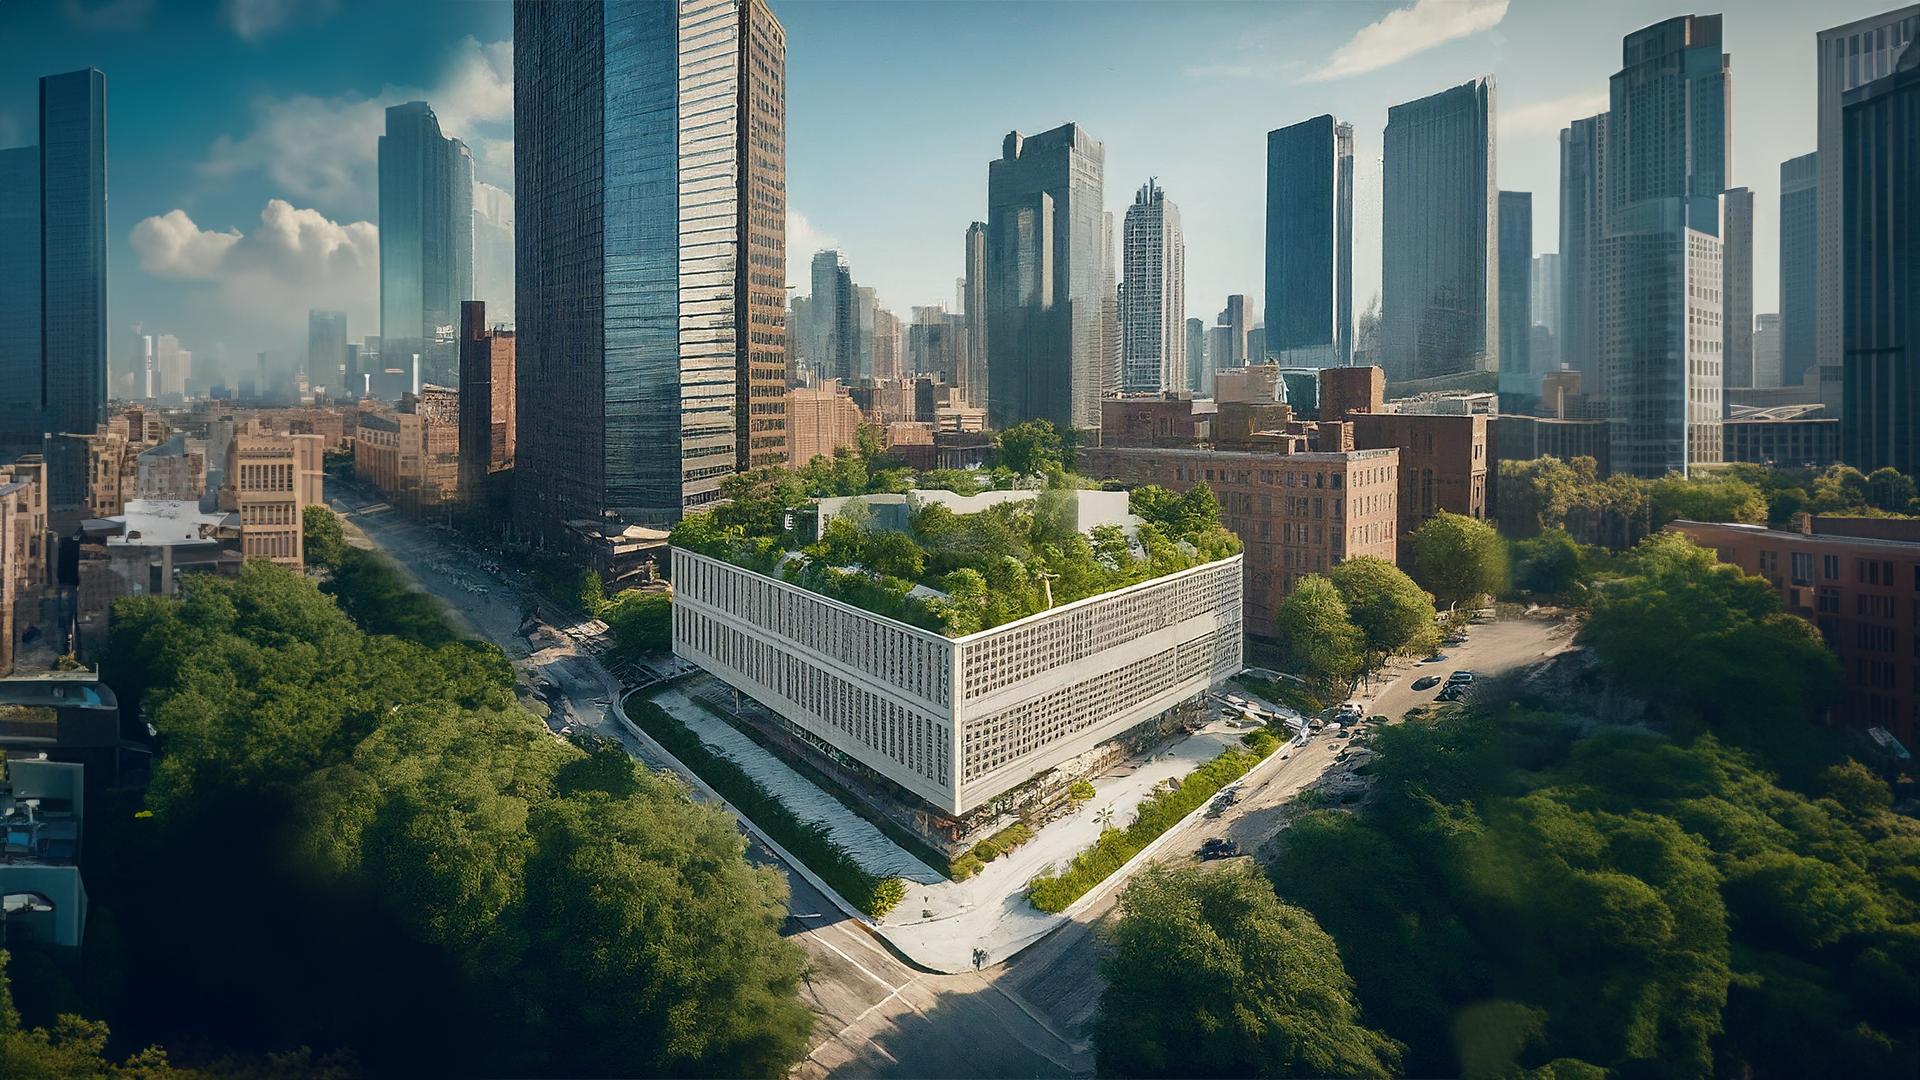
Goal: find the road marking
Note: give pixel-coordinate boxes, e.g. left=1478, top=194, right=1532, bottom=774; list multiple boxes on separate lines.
left=797, top=916, right=898, bottom=993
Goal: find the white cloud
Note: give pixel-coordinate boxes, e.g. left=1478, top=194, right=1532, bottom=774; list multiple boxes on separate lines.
left=199, top=36, right=515, bottom=206
left=219, top=0, right=338, bottom=42
left=1300, top=0, right=1509, bottom=84
left=130, top=200, right=378, bottom=357
left=786, top=211, right=838, bottom=291
left=1500, top=89, right=1610, bottom=139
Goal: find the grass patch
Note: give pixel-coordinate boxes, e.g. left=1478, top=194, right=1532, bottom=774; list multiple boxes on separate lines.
left=970, top=822, right=1034, bottom=862
left=630, top=700, right=905, bottom=918
left=1025, top=730, right=1281, bottom=914
left=1233, top=674, right=1324, bottom=717
left=1068, top=780, right=1096, bottom=802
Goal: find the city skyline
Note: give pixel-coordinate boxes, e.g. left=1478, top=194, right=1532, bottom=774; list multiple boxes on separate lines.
left=0, top=0, right=1893, bottom=379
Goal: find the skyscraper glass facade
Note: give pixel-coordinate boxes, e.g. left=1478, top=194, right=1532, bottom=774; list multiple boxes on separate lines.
left=1721, top=187, right=1754, bottom=388
left=40, top=68, right=108, bottom=509
left=1780, top=151, right=1819, bottom=388
left=378, top=101, right=474, bottom=391
left=0, top=146, right=39, bottom=447
left=1120, top=180, right=1184, bottom=393
left=1382, top=78, right=1498, bottom=383
left=1265, top=114, right=1353, bottom=368
left=986, top=123, right=1106, bottom=432
left=1840, top=56, right=1920, bottom=479
left=1603, top=14, right=1728, bottom=478
left=1497, top=190, right=1533, bottom=397
left=514, top=0, right=782, bottom=534
left=1558, top=113, right=1607, bottom=386
left=307, top=310, right=347, bottom=393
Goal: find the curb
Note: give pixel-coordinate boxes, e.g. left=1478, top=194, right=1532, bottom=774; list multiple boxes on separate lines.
left=1058, top=736, right=1292, bottom=920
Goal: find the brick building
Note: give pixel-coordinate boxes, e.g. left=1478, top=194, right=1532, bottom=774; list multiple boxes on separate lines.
left=786, top=379, right=864, bottom=467
left=457, top=300, right=516, bottom=504
left=0, top=458, right=48, bottom=676
left=1347, top=411, right=1492, bottom=539
left=1667, top=516, right=1920, bottom=743
left=225, top=432, right=324, bottom=568
left=1080, top=440, right=1399, bottom=636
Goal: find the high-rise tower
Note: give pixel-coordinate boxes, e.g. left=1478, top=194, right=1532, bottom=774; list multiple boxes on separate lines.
left=378, top=101, right=473, bottom=392
left=1603, top=13, right=1730, bottom=478
left=307, top=310, right=348, bottom=395
left=1265, top=114, right=1353, bottom=368
left=1780, top=152, right=1819, bottom=388
left=962, top=222, right=987, bottom=404
left=1382, top=77, right=1498, bottom=383
left=39, top=68, right=109, bottom=509
left=1120, top=181, right=1185, bottom=393
left=1558, top=112, right=1607, bottom=386
left=0, top=144, right=38, bottom=447
left=513, top=0, right=786, bottom=532
left=985, top=123, right=1106, bottom=432
left=1721, top=187, right=1754, bottom=388
left=1497, top=191, right=1532, bottom=397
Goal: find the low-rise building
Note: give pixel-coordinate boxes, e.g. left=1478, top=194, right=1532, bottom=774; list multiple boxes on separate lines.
left=1666, top=515, right=1920, bottom=742
left=787, top=379, right=864, bottom=467
left=134, top=434, right=206, bottom=501
left=1492, top=414, right=1612, bottom=474
left=225, top=433, right=323, bottom=568
left=0, top=458, right=48, bottom=677
left=0, top=757, right=89, bottom=957
left=1346, top=411, right=1492, bottom=537
left=673, top=505, right=1243, bottom=817
left=1080, top=442, right=1398, bottom=635
left=1723, top=404, right=1840, bottom=469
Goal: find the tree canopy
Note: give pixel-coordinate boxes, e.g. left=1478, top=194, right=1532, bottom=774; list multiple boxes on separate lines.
left=1409, top=511, right=1507, bottom=608
left=1271, top=575, right=1364, bottom=700
left=1096, top=863, right=1402, bottom=1079
left=85, top=558, right=812, bottom=1076
left=1326, top=556, right=1439, bottom=670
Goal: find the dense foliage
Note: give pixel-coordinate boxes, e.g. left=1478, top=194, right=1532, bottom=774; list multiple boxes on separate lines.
left=672, top=468, right=1239, bottom=636
left=1254, top=532, right=1918, bottom=1080
left=1027, top=732, right=1278, bottom=913
left=1096, top=863, right=1402, bottom=1079
left=1408, top=510, right=1507, bottom=609
left=1499, top=458, right=1920, bottom=549
left=605, top=589, right=673, bottom=657
left=1270, top=576, right=1364, bottom=701
left=83, top=552, right=812, bottom=1077
left=628, top=699, right=905, bottom=917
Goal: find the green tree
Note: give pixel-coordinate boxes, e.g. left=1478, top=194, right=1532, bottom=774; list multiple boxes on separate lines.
left=1649, top=471, right=1769, bottom=528
left=0, top=952, right=186, bottom=1080
left=1326, top=556, right=1438, bottom=671
left=301, top=504, right=348, bottom=568
left=1273, top=575, right=1364, bottom=699
left=1865, top=467, right=1919, bottom=514
left=1409, top=511, right=1507, bottom=609
left=1095, top=863, right=1402, bottom=1078
left=1509, top=529, right=1587, bottom=597
left=605, top=590, right=673, bottom=656
left=997, top=419, right=1064, bottom=476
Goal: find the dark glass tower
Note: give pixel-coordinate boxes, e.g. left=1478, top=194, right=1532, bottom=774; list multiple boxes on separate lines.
left=513, top=0, right=786, bottom=533
left=0, top=146, right=38, bottom=447
left=1265, top=114, right=1353, bottom=368
left=307, top=309, right=348, bottom=395
left=1558, top=112, right=1608, bottom=386
left=1780, top=152, right=1819, bottom=387
left=1382, top=77, right=1498, bottom=383
left=40, top=68, right=108, bottom=509
left=1840, top=50, right=1920, bottom=478
left=378, top=101, right=473, bottom=392
left=1497, top=190, right=1532, bottom=398
left=986, top=123, right=1106, bottom=432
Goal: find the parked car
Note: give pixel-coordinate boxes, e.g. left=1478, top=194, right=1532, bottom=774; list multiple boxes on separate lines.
left=1447, top=671, right=1476, bottom=684
left=1335, top=702, right=1365, bottom=722
left=1198, top=838, right=1239, bottom=860
left=1411, top=675, right=1442, bottom=691
left=1437, top=685, right=1467, bottom=702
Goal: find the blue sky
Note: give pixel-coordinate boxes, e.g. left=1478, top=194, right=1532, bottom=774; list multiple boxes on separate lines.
left=0, top=0, right=1902, bottom=384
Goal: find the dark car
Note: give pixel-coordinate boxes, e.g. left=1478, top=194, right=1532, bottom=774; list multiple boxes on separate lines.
left=1436, top=685, right=1465, bottom=702
left=1447, top=670, right=1475, bottom=684
left=1411, top=675, right=1443, bottom=691
left=1199, top=838, right=1239, bottom=860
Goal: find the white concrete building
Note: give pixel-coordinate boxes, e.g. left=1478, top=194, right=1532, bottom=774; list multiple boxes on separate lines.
left=672, top=548, right=1244, bottom=815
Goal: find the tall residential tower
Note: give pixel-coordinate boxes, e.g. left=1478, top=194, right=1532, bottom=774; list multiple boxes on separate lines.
left=1119, top=180, right=1185, bottom=393
left=378, top=101, right=473, bottom=391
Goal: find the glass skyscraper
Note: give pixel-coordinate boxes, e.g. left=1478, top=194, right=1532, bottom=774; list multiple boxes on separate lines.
left=1382, top=77, right=1498, bottom=383
left=40, top=68, right=108, bottom=509
left=1840, top=47, right=1920, bottom=479
left=1264, top=114, right=1353, bottom=369
left=1721, top=186, right=1754, bottom=388
left=1497, top=190, right=1532, bottom=398
left=378, top=101, right=473, bottom=392
left=1780, top=151, right=1819, bottom=388
left=0, top=145, right=38, bottom=448
left=1120, top=180, right=1184, bottom=393
left=307, top=310, right=348, bottom=394
left=1557, top=112, right=1607, bottom=386
left=1603, top=14, right=1729, bottom=478
left=513, top=0, right=786, bottom=532
left=986, top=123, right=1106, bottom=432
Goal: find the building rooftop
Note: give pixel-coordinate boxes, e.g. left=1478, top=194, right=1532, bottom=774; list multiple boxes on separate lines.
left=105, top=498, right=235, bottom=546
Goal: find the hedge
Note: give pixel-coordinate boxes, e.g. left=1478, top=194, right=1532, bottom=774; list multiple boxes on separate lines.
left=630, top=700, right=905, bottom=918
left=1025, top=730, right=1280, bottom=913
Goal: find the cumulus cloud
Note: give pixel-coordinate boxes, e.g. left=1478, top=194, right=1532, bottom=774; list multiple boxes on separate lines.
left=61, top=0, right=155, bottom=31
left=1500, top=89, right=1610, bottom=138
left=785, top=211, right=838, bottom=290
left=219, top=0, right=338, bottom=42
left=1301, top=0, right=1508, bottom=83
left=130, top=201, right=378, bottom=355
left=200, top=36, right=514, bottom=206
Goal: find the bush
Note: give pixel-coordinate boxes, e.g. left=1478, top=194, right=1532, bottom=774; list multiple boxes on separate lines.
left=630, top=700, right=904, bottom=918
left=970, top=822, right=1035, bottom=863
left=950, top=853, right=986, bottom=881
left=1026, top=741, right=1278, bottom=913
left=1068, top=780, right=1097, bottom=802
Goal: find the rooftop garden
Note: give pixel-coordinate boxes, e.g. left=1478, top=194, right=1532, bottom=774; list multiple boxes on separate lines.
left=669, top=425, right=1240, bottom=637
